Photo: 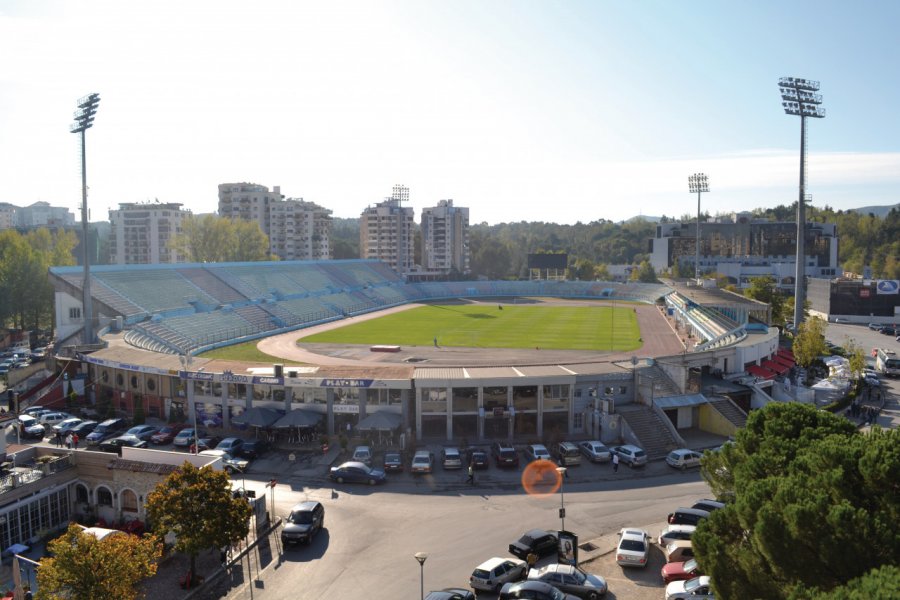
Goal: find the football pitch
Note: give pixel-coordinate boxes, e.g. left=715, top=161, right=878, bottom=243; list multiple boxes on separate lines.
left=301, top=303, right=641, bottom=351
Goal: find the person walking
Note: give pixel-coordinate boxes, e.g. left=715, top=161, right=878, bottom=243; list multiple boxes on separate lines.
left=612, top=453, right=620, bottom=473
left=65, top=433, right=73, bottom=449
left=72, top=433, right=79, bottom=449
left=55, top=430, right=63, bottom=448
left=466, top=461, right=475, bottom=486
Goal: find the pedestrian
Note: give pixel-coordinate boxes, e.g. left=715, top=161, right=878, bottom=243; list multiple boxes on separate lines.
left=55, top=431, right=62, bottom=447
left=466, top=461, right=475, bottom=486
left=65, top=433, right=73, bottom=449
left=612, top=453, right=619, bottom=473
left=72, top=433, right=79, bottom=449
left=526, top=552, right=538, bottom=575
left=433, top=336, right=438, bottom=347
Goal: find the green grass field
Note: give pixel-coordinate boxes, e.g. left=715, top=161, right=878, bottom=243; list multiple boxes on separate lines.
left=198, top=343, right=287, bottom=363
left=302, top=304, right=641, bottom=351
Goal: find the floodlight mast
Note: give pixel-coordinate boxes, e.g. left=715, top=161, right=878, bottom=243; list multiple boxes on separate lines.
left=687, top=173, right=709, bottom=282
left=70, top=93, right=101, bottom=345
left=779, top=77, right=824, bottom=329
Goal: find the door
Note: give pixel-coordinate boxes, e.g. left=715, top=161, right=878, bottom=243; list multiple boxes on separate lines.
left=676, top=407, right=692, bottom=429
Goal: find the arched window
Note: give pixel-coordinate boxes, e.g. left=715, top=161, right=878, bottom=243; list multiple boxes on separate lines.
left=75, top=484, right=89, bottom=504
left=97, top=487, right=113, bottom=507
left=120, top=489, right=138, bottom=513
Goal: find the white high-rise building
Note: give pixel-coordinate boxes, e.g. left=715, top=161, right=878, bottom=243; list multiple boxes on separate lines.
left=109, top=202, right=190, bottom=264
left=360, top=185, right=415, bottom=274
left=421, top=199, right=469, bottom=275
left=218, top=183, right=332, bottom=260
left=0, top=203, right=16, bottom=229
left=0, top=201, right=75, bottom=229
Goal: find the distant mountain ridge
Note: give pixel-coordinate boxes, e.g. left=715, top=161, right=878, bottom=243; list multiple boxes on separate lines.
left=849, top=203, right=899, bottom=218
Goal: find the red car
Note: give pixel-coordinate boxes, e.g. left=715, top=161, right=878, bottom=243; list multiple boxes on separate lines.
left=661, top=558, right=703, bottom=584
left=150, top=423, right=189, bottom=445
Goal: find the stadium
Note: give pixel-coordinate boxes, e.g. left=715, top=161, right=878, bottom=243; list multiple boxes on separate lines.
left=47, top=259, right=778, bottom=457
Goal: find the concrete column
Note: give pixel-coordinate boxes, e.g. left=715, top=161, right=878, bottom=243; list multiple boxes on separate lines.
left=219, top=382, right=229, bottom=429
left=326, top=389, right=335, bottom=436
left=446, top=386, right=453, bottom=441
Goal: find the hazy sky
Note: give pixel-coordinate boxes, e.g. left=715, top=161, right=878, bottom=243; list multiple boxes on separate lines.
left=2, top=0, right=899, bottom=225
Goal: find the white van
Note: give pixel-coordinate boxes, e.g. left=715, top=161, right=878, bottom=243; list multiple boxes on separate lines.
left=665, top=540, right=695, bottom=563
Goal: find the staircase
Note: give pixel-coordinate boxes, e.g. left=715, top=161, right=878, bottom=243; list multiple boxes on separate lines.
left=639, top=365, right=682, bottom=399
left=616, top=405, right=681, bottom=460
left=706, top=397, right=748, bottom=429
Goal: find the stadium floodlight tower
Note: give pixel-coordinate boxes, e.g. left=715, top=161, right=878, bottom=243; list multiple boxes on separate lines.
left=779, top=77, right=824, bottom=329
left=687, top=173, right=709, bottom=282
left=70, top=93, right=101, bottom=345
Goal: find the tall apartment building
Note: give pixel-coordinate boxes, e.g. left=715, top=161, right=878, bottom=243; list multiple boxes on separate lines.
left=218, top=183, right=332, bottom=260
left=109, top=202, right=190, bottom=264
left=0, top=203, right=15, bottom=229
left=649, top=211, right=840, bottom=289
left=359, top=185, right=415, bottom=274
left=421, top=199, right=470, bottom=275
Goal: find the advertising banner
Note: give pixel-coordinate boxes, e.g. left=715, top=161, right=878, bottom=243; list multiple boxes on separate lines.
left=876, top=280, right=899, bottom=295
left=557, top=530, right=578, bottom=565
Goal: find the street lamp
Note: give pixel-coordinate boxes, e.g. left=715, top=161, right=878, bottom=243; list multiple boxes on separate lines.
left=70, top=93, right=100, bottom=345
left=687, top=173, right=709, bottom=282
left=414, top=552, right=428, bottom=600
left=556, top=466, right=567, bottom=532
left=779, top=77, right=825, bottom=329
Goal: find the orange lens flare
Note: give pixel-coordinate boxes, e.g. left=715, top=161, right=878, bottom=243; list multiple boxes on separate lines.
left=521, top=460, right=561, bottom=497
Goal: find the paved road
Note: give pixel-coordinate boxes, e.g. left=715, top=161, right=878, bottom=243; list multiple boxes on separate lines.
left=203, top=467, right=709, bottom=600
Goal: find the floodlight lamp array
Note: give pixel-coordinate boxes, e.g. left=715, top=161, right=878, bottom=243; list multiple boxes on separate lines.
left=778, top=77, right=819, bottom=91
left=70, top=93, right=101, bottom=133
left=688, top=173, right=709, bottom=193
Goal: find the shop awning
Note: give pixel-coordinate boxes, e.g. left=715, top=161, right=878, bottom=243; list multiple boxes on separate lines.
left=746, top=365, right=776, bottom=380
left=762, top=360, right=789, bottom=375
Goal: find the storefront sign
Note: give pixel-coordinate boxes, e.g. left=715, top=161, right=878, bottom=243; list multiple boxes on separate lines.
left=321, top=378, right=374, bottom=388
left=333, top=404, right=360, bottom=414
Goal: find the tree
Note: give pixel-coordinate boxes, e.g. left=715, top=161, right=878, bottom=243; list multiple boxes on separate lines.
left=169, top=215, right=270, bottom=263
left=630, top=260, right=658, bottom=283
left=842, top=337, right=867, bottom=380
left=791, top=317, right=828, bottom=368
left=696, top=404, right=900, bottom=599
left=36, top=523, right=162, bottom=600
left=146, top=462, right=252, bottom=578
left=570, top=257, right=595, bottom=281
left=593, top=263, right=611, bottom=281
left=744, top=275, right=786, bottom=325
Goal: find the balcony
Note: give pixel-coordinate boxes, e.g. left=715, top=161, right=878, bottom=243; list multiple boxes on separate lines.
left=1, top=450, right=76, bottom=498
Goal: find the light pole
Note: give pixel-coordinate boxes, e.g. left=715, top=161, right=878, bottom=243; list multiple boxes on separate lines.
left=414, top=552, right=428, bottom=600
left=687, top=173, right=709, bottom=282
left=556, top=466, right=567, bottom=531
left=70, top=93, right=100, bottom=345
left=779, top=77, right=824, bottom=329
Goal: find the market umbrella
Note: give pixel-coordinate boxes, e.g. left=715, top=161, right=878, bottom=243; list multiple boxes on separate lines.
left=231, top=407, right=281, bottom=428
left=356, top=411, right=401, bottom=431
left=272, top=409, right=321, bottom=429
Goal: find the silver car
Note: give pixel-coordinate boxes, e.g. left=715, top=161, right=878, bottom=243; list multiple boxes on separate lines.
left=611, top=444, right=648, bottom=467
left=527, top=563, right=608, bottom=599
left=578, top=440, right=611, bottom=463
left=441, top=447, right=463, bottom=469
left=469, top=557, right=527, bottom=594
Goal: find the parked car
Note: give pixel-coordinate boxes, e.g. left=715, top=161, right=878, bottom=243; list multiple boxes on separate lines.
left=424, top=588, right=475, bottom=600
left=869, top=322, right=884, bottom=331
left=53, top=417, right=84, bottom=436
left=216, top=437, right=245, bottom=455
left=198, top=449, right=250, bottom=473
left=329, top=461, right=386, bottom=485
left=441, top=447, right=463, bottom=469
left=616, top=528, right=650, bottom=568
left=411, top=450, right=435, bottom=474
left=492, top=441, right=520, bottom=468
left=18, top=415, right=47, bottom=439
left=85, top=418, right=127, bottom=446
left=98, top=434, right=148, bottom=454
left=553, top=442, right=581, bottom=467
left=664, top=540, right=695, bottom=563
left=666, top=449, right=703, bottom=470
left=239, top=439, right=270, bottom=459
left=38, top=412, right=71, bottom=431
left=465, top=448, right=490, bottom=470
left=173, top=427, right=202, bottom=448
left=509, top=528, right=558, bottom=560
left=610, top=445, right=647, bottom=467
left=499, top=580, right=580, bottom=600
left=282, top=501, right=325, bottom=546
left=658, top=524, right=696, bottom=547
left=69, top=420, right=98, bottom=437
left=22, top=407, right=52, bottom=418
left=191, top=435, right=223, bottom=453
left=469, top=557, right=527, bottom=594
left=150, top=423, right=189, bottom=445
left=578, top=441, right=611, bottom=463
left=382, top=451, right=404, bottom=472
left=662, top=558, right=704, bottom=584
left=667, top=508, right=711, bottom=527
left=691, top=499, right=726, bottom=513
left=665, top=575, right=715, bottom=600
left=351, top=445, right=373, bottom=466
left=524, top=444, right=551, bottom=462
left=527, top=563, right=608, bottom=599
left=125, top=425, right=160, bottom=442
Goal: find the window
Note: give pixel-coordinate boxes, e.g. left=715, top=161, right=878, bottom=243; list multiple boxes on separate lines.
left=131, top=375, right=139, bottom=389
left=97, top=488, right=113, bottom=507
left=75, top=484, right=89, bottom=504
left=147, top=378, right=156, bottom=392
left=69, top=307, right=82, bottom=320
left=116, top=373, right=124, bottom=386
left=121, top=490, right=138, bottom=513
left=574, top=412, right=583, bottom=429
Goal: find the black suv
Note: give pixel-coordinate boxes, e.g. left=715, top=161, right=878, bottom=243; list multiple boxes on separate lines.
left=282, top=501, right=324, bottom=546
left=491, top=442, right=519, bottom=468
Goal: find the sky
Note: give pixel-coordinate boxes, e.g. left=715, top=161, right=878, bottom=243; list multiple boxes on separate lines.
left=1, top=0, right=899, bottom=226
